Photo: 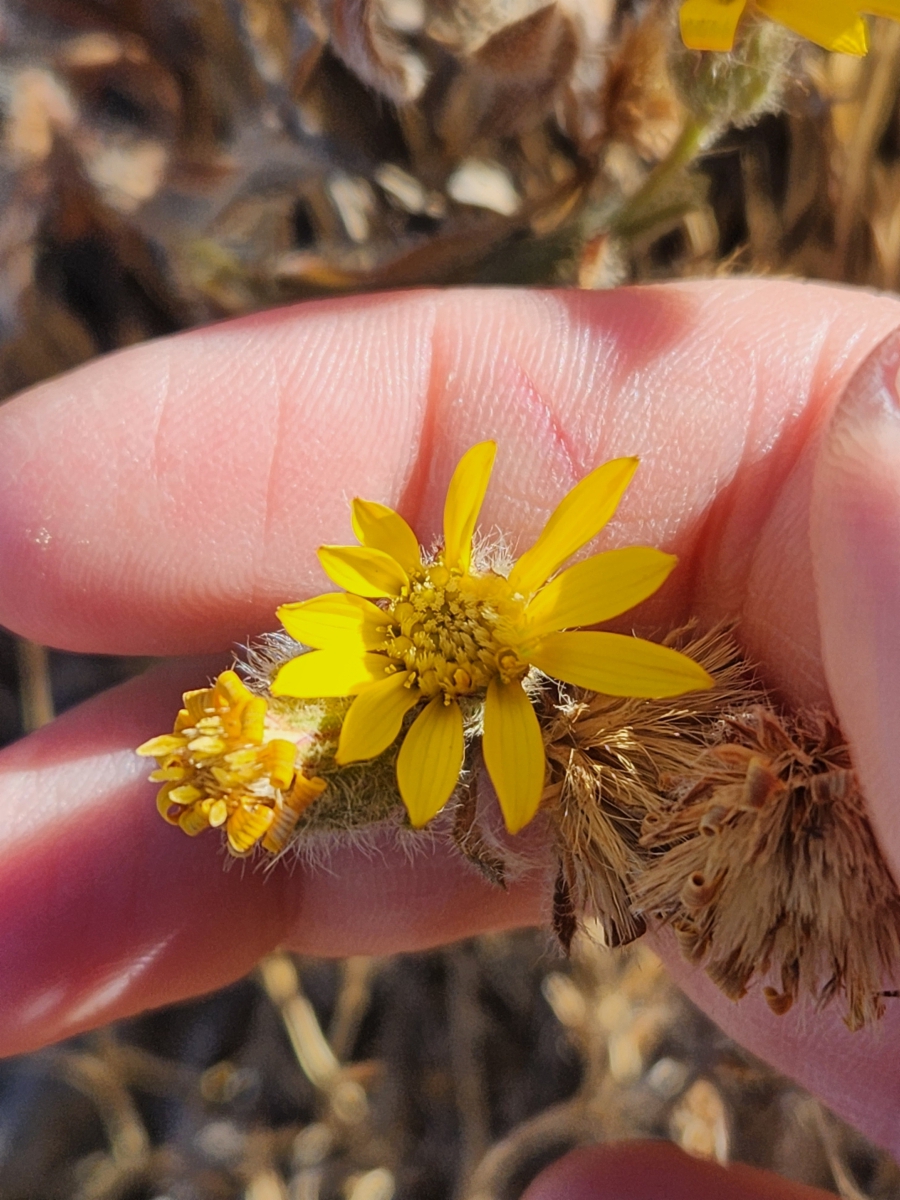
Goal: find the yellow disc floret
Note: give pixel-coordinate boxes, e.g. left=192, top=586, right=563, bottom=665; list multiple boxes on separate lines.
left=380, top=564, right=528, bottom=699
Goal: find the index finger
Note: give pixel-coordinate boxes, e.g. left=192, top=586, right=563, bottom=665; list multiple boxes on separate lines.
left=1, top=282, right=897, bottom=661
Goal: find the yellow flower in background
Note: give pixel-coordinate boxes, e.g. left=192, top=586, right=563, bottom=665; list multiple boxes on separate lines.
left=678, top=0, right=900, bottom=53
left=272, top=442, right=713, bottom=835
left=138, top=670, right=325, bottom=856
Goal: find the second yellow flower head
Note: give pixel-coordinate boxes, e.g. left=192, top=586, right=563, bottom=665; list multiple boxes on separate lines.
left=272, top=443, right=713, bottom=834
left=679, top=0, right=900, bottom=55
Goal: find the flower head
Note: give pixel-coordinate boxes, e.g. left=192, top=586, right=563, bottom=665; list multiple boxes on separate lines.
left=138, top=670, right=326, bottom=856
left=272, top=443, right=713, bottom=834
left=678, top=0, right=900, bottom=54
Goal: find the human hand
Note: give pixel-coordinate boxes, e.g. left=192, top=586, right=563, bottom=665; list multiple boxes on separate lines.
left=0, top=281, right=899, bottom=1197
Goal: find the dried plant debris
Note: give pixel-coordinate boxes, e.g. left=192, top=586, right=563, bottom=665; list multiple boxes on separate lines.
left=634, top=707, right=900, bottom=1032
left=2, top=1, right=900, bottom=401
left=539, top=627, right=900, bottom=1031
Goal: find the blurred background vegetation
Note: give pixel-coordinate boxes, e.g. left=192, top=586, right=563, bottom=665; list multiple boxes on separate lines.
left=3, top=1, right=900, bottom=1196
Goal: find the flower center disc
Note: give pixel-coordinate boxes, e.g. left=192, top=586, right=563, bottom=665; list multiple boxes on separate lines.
left=381, top=562, right=527, bottom=699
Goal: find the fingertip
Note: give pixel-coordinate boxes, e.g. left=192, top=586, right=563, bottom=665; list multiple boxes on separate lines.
left=812, top=325, right=900, bottom=877
left=0, top=292, right=438, bottom=654
left=653, top=928, right=900, bottom=1158
left=0, top=660, right=547, bottom=1054
left=521, top=1142, right=833, bottom=1200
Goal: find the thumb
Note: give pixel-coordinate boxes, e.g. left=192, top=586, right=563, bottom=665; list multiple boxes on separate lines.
left=521, top=1143, right=833, bottom=1200
left=812, top=328, right=900, bottom=880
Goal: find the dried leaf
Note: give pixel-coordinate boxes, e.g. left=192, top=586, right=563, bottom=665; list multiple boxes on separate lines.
left=322, top=0, right=428, bottom=102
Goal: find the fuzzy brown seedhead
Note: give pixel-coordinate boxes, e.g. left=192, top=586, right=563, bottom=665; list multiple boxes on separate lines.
left=538, top=628, right=900, bottom=1030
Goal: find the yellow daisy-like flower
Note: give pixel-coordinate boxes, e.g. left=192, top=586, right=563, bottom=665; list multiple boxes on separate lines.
left=679, top=0, right=900, bottom=54
left=271, top=443, right=713, bottom=835
left=138, top=670, right=326, bottom=856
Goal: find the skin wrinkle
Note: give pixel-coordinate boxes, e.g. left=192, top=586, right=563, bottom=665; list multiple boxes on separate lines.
left=150, top=330, right=276, bottom=623
left=514, top=361, right=584, bottom=480
left=739, top=311, right=900, bottom=704
left=483, top=357, right=585, bottom=554
left=227, top=294, right=438, bottom=637
left=147, top=341, right=170, bottom=496
left=426, top=294, right=597, bottom=547
left=254, top=344, right=288, bottom=615
left=667, top=330, right=757, bottom=626
left=387, top=294, right=441, bottom=531
left=695, top=304, right=897, bottom=644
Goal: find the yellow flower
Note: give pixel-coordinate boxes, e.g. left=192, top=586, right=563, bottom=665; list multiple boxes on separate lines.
left=678, top=0, right=900, bottom=54
left=138, top=670, right=326, bottom=856
left=271, top=443, right=713, bottom=834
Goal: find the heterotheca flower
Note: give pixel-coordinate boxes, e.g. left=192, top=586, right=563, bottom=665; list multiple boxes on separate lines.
left=679, top=0, right=900, bottom=54
left=137, top=670, right=325, bottom=856
left=272, top=442, right=713, bottom=834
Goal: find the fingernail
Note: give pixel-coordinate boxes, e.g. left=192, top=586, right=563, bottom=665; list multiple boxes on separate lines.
left=812, top=327, right=900, bottom=876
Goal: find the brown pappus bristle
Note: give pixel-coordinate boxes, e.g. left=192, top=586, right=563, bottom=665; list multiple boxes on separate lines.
left=539, top=626, right=900, bottom=1029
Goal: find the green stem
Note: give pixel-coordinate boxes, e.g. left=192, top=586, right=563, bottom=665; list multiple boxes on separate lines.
left=607, top=117, right=712, bottom=240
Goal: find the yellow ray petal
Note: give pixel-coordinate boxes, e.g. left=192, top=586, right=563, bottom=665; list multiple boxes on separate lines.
left=262, top=775, right=327, bottom=854
left=168, top=784, right=204, bottom=806
left=318, top=545, right=409, bottom=598
left=277, top=593, right=386, bottom=652
left=509, top=457, right=639, bottom=597
left=179, top=804, right=212, bottom=836
left=264, top=739, right=298, bottom=790
left=271, top=650, right=390, bottom=698
left=157, top=788, right=182, bottom=823
left=336, top=671, right=421, bottom=764
left=352, top=499, right=423, bottom=575
left=528, top=631, right=714, bottom=697
left=136, top=734, right=186, bottom=758
left=239, top=696, right=267, bottom=743
left=227, top=804, right=275, bottom=855
left=443, top=441, right=497, bottom=572
left=757, top=0, right=867, bottom=51
left=524, top=547, right=677, bottom=640
left=483, top=678, right=546, bottom=834
left=396, top=697, right=465, bottom=826
left=679, top=0, right=747, bottom=50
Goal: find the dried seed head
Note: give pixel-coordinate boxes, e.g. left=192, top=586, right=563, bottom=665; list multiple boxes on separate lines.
left=540, top=627, right=900, bottom=1028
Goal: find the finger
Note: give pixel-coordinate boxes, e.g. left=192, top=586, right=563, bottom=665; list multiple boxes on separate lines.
left=812, top=329, right=900, bottom=878
left=0, top=280, right=899, bottom=1130
left=0, top=659, right=545, bottom=1058
left=521, top=1142, right=833, bottom=1200
left=0, top=283, right=898, bottom=666
left=654, top=931, right=900, bottom=1156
